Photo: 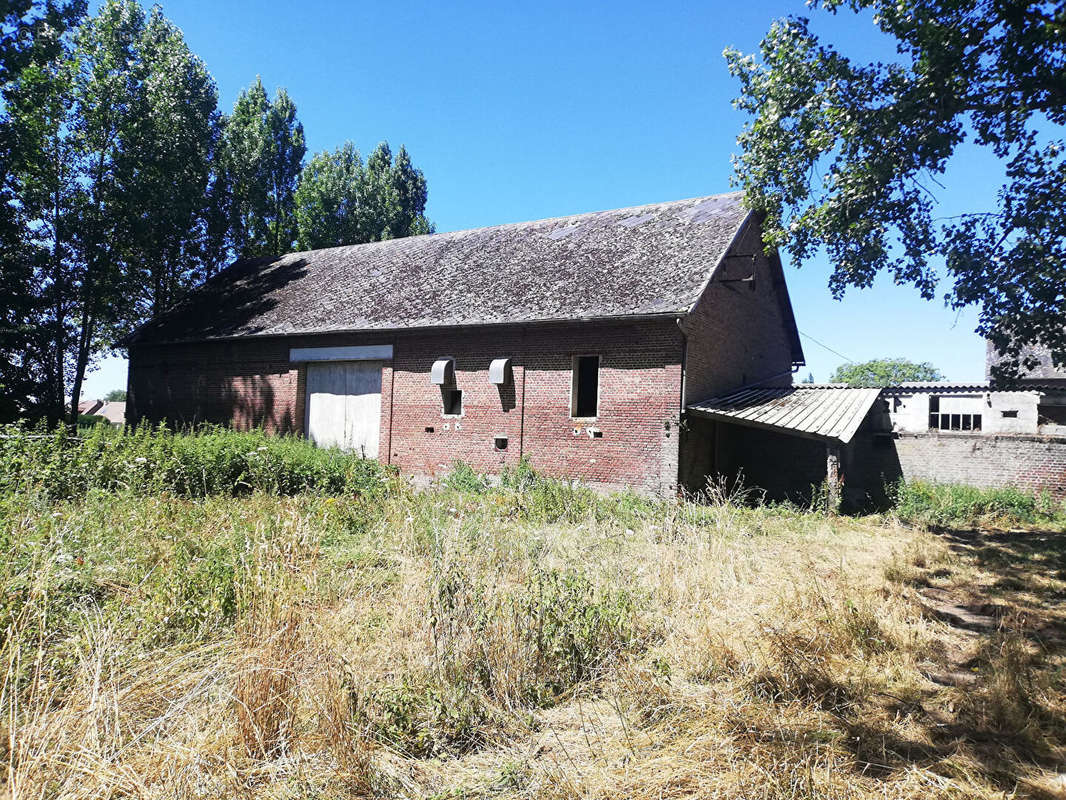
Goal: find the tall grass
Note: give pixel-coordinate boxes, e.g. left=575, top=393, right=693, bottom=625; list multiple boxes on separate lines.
left=2, top=434, right=1064, bottom=798
left=0, top=422, right=394, bottom=501
left=891, top=479, right=1066, bottom=529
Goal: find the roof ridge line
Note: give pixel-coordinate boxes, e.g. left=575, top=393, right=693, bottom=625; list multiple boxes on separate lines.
left=277, top=192, right=745, bottom=260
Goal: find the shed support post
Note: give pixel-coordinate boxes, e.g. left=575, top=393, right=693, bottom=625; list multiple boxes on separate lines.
left=825, top=443, right=841, bottom=513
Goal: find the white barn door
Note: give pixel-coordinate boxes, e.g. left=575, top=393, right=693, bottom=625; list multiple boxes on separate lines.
left=306, top=361, right=382, bottom=457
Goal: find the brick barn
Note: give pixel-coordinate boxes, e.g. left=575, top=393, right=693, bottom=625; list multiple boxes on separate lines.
left=126, top=192, right=806, bottom=495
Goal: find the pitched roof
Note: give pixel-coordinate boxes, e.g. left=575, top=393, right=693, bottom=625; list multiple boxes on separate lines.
left=98, top=401, right=126, bottom=425
left=687, top=385, right=883, bottom=445
left=130, top=193, right=753, bottom=345
left=78, top=399, right=103, bottom=416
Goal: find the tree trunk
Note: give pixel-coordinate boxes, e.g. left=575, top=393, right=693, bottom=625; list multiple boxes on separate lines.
left=67, top=303, right=93, bottom=427
left=51, top=169, right=67, bottom=422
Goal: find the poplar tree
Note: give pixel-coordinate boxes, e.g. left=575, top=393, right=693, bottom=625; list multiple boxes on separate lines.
left=3, top=0, right=219, bottom=422
left=0, top=0, right=85, bottom=420
left=60, top=0, right=219, bottom=423
left=222, top=78, right=306, bottom=257
left=293, top=140, right=432, bottom=250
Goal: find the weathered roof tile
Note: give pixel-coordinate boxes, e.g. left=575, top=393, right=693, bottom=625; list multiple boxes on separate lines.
left=131, top=192, right=749, bottom=344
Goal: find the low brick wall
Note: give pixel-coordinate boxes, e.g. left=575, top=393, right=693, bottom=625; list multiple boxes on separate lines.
left=890, top=432, right=1066, bottom=499
left=844, top=428, right=1066, bottom=503
left=697, top=419, right=1066, bottom=508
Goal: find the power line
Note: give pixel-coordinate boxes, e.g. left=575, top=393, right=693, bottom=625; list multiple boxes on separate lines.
left=798, top=330, right=854, bottom=364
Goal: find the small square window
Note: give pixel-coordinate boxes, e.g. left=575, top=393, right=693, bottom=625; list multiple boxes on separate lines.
left=571, top=355, right=599, bottom=418
left=442, top=387, right=462, bottom=416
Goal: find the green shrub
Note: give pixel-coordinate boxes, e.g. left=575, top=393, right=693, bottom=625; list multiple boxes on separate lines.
left=498, top=458, right=597, bottom=523
left=516, top=568, right=645, bottom=704
left=351, top=677, right=497, bottom=758
left=0, top=422, right=395, bottom=501
left=442, top=461, right=491, bottom=493
left=424, top=557, right=650, bottom=714
left=891, top=480, right=1066, bottom=529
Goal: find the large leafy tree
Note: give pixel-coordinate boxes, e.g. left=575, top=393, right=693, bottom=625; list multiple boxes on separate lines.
left=293, top=141, right=365, bottom=249
left=222, top=78, right=306, bottom=258
left=4, top=0, right=219, bottom=422
left=293, top=140, right=432, bottom=250
left=0, top=0, right=85, bottom=420
left=383, top=143, right=432, bottom=239
left=5, top=31, right=79, bottom=420
left=725, top=1, right=1066, bottom=382
left=830, top=357, right=944, bottom=387
left=60, top=0, right=219, bottom=423
left=119, top=6, right=221, bottom=318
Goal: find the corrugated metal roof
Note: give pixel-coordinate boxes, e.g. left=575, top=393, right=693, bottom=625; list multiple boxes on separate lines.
left=882, top=381, right=1066, bottom=392
left=687, top=385, right=883, bottom=444
left=886, top=381, right=990, bottom=391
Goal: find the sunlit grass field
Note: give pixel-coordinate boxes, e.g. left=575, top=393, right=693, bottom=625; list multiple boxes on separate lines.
left=2, top=425, right=1064, bottom=799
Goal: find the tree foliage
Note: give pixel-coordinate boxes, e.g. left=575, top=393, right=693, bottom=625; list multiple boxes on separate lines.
left=725, top=1, right=1066, bottom=382
left=1, top=1, right=431, bottom=423
left=293, top=141, right=432, bottom=250
left=830, top=358, right=944, bottom=387
left=0, top=0, right=86, bottom=420
left=3, top=0, right=219, bottom=422
left=221, top=78, right=306, bottom=258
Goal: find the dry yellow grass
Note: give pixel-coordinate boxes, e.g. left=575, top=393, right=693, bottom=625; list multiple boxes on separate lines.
left=2, top=482, right=1064, bottom=799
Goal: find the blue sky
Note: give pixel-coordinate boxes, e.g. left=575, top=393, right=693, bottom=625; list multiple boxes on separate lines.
left=85, top=0, right=995, bottom=397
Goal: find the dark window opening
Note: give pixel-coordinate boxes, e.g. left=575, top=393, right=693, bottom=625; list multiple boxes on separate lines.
left=1039, top=405, right=1066, bottom=425
left=572, top=355, right=599, bottom=418
left=1001, top=409, right=1019, bottom=418
left=442, top=387, right=462, bottom=416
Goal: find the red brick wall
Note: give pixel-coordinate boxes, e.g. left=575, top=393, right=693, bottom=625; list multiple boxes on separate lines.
left=680, top=217, right=798, bottom=404
left=128, top=319, right=685, bottom=494
left=128, top=338, right=305, bottom=433
left=127, top=221, right=805, bottom=496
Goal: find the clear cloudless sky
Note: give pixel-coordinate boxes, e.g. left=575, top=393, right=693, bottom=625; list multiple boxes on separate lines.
left=84, top=0, right=998, bottom=398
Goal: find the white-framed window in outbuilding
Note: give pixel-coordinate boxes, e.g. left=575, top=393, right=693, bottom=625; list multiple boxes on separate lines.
left=571, top=355, right=600, bottom=418
left=928, top=395, right=983, bottom=432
